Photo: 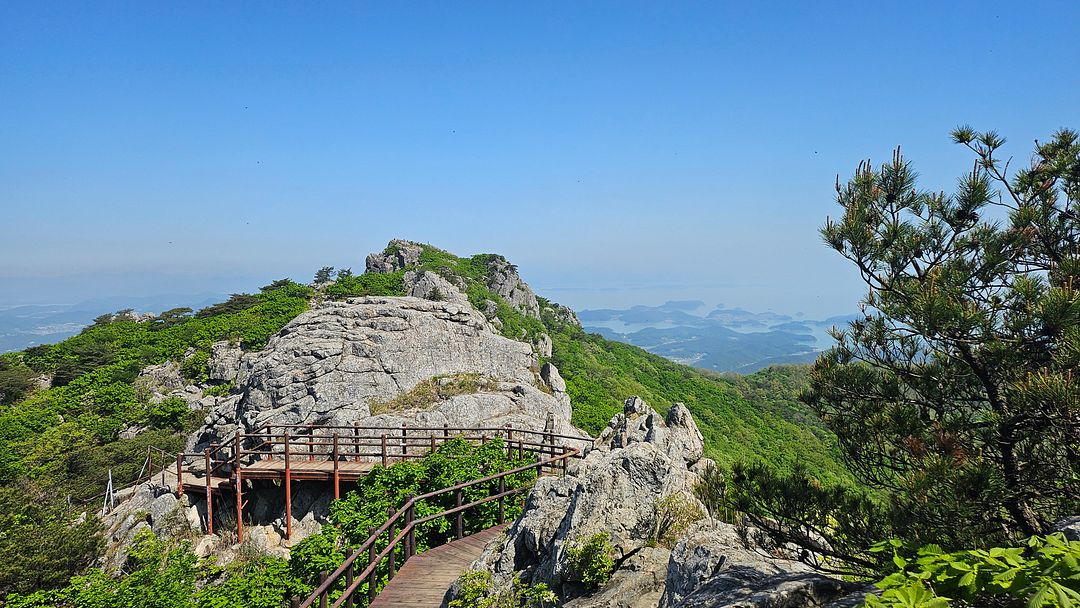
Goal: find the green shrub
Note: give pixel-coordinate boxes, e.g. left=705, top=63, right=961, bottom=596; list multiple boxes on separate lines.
left=148, top=397, right=189, bottom=430
left=450, top=570, right=557, bottom=608
left=565, top=532, right=615, bottom=590
left=180, top=350, right=210, bottom=383
left=203, top=382, right=234, bottom=397
left=866, top=534, right=1080, bottom=608
left=649, top=493, right=703, bottom=548
left=324, top=272, right=406, bottom=299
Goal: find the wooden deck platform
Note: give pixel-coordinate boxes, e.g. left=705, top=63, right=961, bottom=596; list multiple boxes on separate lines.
left=371, top=524, right=509, bottom=608
left=242, top=458, right=378, bottom=481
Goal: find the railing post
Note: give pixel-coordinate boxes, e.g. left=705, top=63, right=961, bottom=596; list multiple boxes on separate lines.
left=318, top=571, right=328, bottom=608
left=381, top=434, right=388, bottom=467
left=284, top=431, right=292, bottom=540
left=400, top=423, right=407, bottom=459
left=353, top=421, right=360, bottom=462
left=386, top=509, right=399, bottom=578
left=176, top=454, right=184, bottom=497
left=160, top=449, right=166, bottom=486
left=367, top=527, right=377, bottom=603
left=332, top=433, right=340, bottom=501
left=430, top=432, right=436, bottom=453
left=443, top=423, right=449, bottom=438
left=405, top=496, right=415, bottom=559
left=290, top=598, right=301, bottom=608
left=235, top=431, right=244, bottom=544
left=454, top=489, right=463, bottom=539
left=498, top=475, right=506, bottom=524
left=344, top=547, right=356, bottom=608
left=505, top=425, right=513, bottom=459
left=204, top=448, right=213, bottom=535
left=562, top=446, right=569, bottom=475
left=308, top=425, right=315, bottom=462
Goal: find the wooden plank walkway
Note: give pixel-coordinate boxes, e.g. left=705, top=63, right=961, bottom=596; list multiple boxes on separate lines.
left=371, top=524, right=509, bottom=608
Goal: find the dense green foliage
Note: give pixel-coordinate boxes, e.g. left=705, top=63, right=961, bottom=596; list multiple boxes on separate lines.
left=866, top=534, right=1080, bottom=608
left=6, top=529, right=305, bottom=608
left=0, top=480, right=104, bottom=596
left=323, top=271, right=406, bottom=298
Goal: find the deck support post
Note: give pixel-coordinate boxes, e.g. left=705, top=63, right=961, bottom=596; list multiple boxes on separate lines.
left=235, top=431, right=244, bottom=544
left=332, top=433, right=340, bottom=500
left=284, top=431, right=292, bottom=540
left=176, top=454, right=184, bottom=497
left=204, top=448, right=213, bottom=535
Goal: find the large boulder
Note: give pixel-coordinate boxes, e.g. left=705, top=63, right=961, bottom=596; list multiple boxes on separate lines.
left=194, top=297, right=569, bottom=447
left=663, top=520, right=852, bottom=608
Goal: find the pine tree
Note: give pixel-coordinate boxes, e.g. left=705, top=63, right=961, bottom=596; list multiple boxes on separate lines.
left=807, top=128, right=1080, bottom=545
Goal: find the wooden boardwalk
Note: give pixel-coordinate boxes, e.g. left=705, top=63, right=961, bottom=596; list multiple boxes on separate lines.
left=371, top=524, right=509, bottom=608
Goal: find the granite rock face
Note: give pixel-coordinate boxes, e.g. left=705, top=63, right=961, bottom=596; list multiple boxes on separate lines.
left=208, top=340, right=243, bottom=383
left=462, top=397, right=708, bottom=604
left=194, top=296, right=572, bottom=447
left=662, top=519, right=852, bottom=608
left=481, top=255, right=542, bottom=319
left=403, top=269, right=472, bottom=309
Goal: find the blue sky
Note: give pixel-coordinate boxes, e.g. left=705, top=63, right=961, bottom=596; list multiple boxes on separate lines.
left=2, top=1, right=1078, bottom=317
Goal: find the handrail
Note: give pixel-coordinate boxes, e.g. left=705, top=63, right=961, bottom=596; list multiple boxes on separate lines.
left=299, top=445, right=579, bottom=608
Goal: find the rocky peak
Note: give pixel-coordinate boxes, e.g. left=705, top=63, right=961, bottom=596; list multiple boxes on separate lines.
left=364, top=239, right=424, bottom=274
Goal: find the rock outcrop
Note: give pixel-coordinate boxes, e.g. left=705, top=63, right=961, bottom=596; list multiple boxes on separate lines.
left=662, top=520, right=853, bottom=608
left=194, top=296, right=576, bottom=448
left=459, top=396, right=854, bottom=608
left=481, top=255, right=542, bottom=319
left=462, top=397, right=708, bottom=606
